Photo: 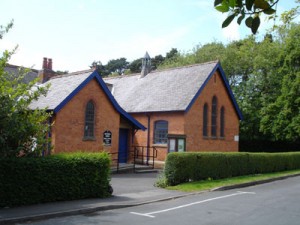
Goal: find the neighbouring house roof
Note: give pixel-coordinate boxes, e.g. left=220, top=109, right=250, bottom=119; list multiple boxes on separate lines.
left=4, top=64, right=38, bottom=83
left=105, top=61, right=243, bottom=120
left=29, top=69, right=146, bottom=130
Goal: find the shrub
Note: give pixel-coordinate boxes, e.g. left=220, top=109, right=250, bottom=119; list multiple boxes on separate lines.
left=164, top=152, right=300, bottom=186
left=0, top=152, right=111, bottom=207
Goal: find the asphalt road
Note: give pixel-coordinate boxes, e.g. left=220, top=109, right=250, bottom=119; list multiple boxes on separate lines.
left=18, top=176, right=300, bottom=225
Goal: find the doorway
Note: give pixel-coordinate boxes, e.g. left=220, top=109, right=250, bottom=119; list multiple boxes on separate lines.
left=118, top=129, right=129, bottom=163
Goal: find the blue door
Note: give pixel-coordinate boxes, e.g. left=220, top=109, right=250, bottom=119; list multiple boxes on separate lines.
left=118, top=129, right=128, bottom=163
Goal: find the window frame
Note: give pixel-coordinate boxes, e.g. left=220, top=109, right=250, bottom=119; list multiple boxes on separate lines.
left=203, top=103, right=208, bottom=137
left=83, top=100, right=95, bottom=140
left=220, top=106, right=225, bottom=138
left=211, top=96, right=217, bottom=137
left=153, top=120, right=168, bottom=145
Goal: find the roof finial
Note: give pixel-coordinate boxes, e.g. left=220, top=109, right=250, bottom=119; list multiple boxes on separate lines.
left=140, top=51, right=151, bottom=78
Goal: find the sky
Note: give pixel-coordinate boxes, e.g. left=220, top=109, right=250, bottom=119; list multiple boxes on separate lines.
left=0, top=0, right=298, bottom=72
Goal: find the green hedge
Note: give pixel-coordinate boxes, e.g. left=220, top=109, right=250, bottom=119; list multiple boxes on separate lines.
left=164, top=152, right=300, bottom=186
left=0, top=152, right=111, bottom=207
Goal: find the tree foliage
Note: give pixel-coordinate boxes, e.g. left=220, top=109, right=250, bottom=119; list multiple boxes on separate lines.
left=0, top=21, right=51, bottom=158
left=260, top=24, right=300, bottom=141
left=92, top=48, right=179, bottom=75
left=214, top=0, right=300, bottom=34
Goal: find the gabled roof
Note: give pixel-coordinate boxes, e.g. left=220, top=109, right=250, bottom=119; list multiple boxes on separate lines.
left=105, top=61, right=243, bottom=120
left=29, top=70, right=146, bottom=130
left=5, top=64, right=38, bottom=84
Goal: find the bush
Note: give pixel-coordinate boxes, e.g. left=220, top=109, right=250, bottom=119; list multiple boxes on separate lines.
left=164, top=152, right=300, bottom=186
left=0, top=152, right=111, bottom=207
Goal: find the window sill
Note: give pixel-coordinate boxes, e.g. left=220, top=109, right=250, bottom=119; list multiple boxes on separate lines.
left=203, top=136, right=225, bottom=140
left=152, top=144, right=168, bottom=148
left=83, top=137, right=96, bottom=141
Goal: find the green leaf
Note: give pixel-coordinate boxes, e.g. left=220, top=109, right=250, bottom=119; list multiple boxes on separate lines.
left=254, top=0, right=270, bottom=10
left=245, top=16, right=253, bottom=28
left=251, top=16, right=260, bottom=34
left=237, top=14, right=245, bottom=25
left=215, top=4, right=229, bottom=13
left=263, top=8, right=276, bottom=15
left=222, top=14, right=236, bottom=28
left=229, top=0, right=236, bottom=8
left=214, top=0, right=223, bottom=7
left=246, top=0, right=255, bottom=11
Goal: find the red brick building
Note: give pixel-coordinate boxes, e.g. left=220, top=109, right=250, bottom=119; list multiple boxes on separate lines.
left=30, top=58, right=145, bottom=162
left=105, top=54, right=243, bottom=164
left=30, top=56, right=242, bottom=165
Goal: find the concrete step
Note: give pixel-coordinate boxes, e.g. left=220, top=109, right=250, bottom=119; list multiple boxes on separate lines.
left=134, top=169, right=160, bottom=173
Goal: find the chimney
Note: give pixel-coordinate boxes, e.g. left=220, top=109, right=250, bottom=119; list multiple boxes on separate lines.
left=38, top=57, right=56, bottom=83
left=140, top=51, right=151, bottom=78
left=43, top=57, right=48, bottom=69
left=48, top=58, right=52, bottom=70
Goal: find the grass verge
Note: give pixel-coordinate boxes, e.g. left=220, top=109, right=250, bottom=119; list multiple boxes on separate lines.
left=166, top=169, right=300, bottom=192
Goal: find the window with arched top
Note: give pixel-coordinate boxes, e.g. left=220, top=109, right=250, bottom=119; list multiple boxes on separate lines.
left=211, top=96, right=217, bottom=137
left=84, top=101, right=95, bottom=138
left=154, top=120, right=168, bottom=144
left=220, top=106, right=225, bottom=138
left=203, top=103, right=208, bottom=137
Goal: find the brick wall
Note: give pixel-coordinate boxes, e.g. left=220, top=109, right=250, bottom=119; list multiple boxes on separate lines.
left=131, top=112, right=185, bottom=161
left=51, top=78, right=120, bottom=154
left=185, top=70, right=239, bottom=152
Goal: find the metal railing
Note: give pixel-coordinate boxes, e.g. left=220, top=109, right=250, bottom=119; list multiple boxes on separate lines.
left=109, top=146, right=157, bottom=173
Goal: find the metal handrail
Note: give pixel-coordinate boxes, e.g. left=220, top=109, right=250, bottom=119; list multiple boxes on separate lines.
left=109, top=146, right=158, bottom=173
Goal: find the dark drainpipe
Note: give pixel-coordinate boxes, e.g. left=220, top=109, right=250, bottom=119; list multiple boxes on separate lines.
left=146, top=113, right=151, bottom=165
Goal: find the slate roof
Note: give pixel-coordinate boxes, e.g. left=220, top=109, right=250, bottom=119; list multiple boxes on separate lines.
left=29, top=69, right=146, bottom=130
left=105, top=61, right=243, bottom=119
left=5, top=64, right=38, bottom=83
left=29, top=69, right=92, bottom=111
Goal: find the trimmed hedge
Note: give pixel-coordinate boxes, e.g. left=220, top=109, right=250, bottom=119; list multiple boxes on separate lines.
left=164, top=152, right=300, bottom=186
left=0, top=152, right=111, bottom=207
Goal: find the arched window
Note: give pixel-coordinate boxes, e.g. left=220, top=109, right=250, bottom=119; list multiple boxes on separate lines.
left=220, top=106, right=225, bottom=138
left=211, top=96, right=217, bottom=137
left=154, top=120, right=168, bottom=144
left=203, top=103, right=208, bottom=137
left=84, top=101, right=95, bottom=138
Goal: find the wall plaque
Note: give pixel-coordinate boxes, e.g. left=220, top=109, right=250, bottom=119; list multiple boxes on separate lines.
left=103, top=130, right=112, bottom=146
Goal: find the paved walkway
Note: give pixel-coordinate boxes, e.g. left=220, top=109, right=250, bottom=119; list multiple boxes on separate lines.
left=0, top=172, right=188, bottom=224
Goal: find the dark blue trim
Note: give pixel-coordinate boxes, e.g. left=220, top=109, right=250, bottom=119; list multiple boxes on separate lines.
left=54, top=71, right=146, bottom=130
left=185, top=62, right=243, bottom=120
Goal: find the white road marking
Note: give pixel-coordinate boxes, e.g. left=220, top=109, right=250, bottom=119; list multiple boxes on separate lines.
left=130, top=191, right=256, bottom=218
left=130, top=212, right=155, bottom=218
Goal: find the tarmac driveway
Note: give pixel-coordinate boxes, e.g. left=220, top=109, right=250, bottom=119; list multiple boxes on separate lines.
left=110, top=172, right=161, bottom=195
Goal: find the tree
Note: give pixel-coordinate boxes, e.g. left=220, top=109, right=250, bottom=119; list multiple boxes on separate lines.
left=158, top=42, right=226, bottom=70
left=55, top=70, right=69, bottom=75
left=128, top=58, right=142, bottom=73
left=106, top=58, right=129, bottom=75
left=0, top=21, right=51, bottom=158
left=151, top=54, right=165, bottom=70
left=214, top=0, right=299, bottom=34
left=260, top=23, right=300, bottom=141
left=90, top=61, right=108, bottom=76
left=166, top=48, right=179, bottom=60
